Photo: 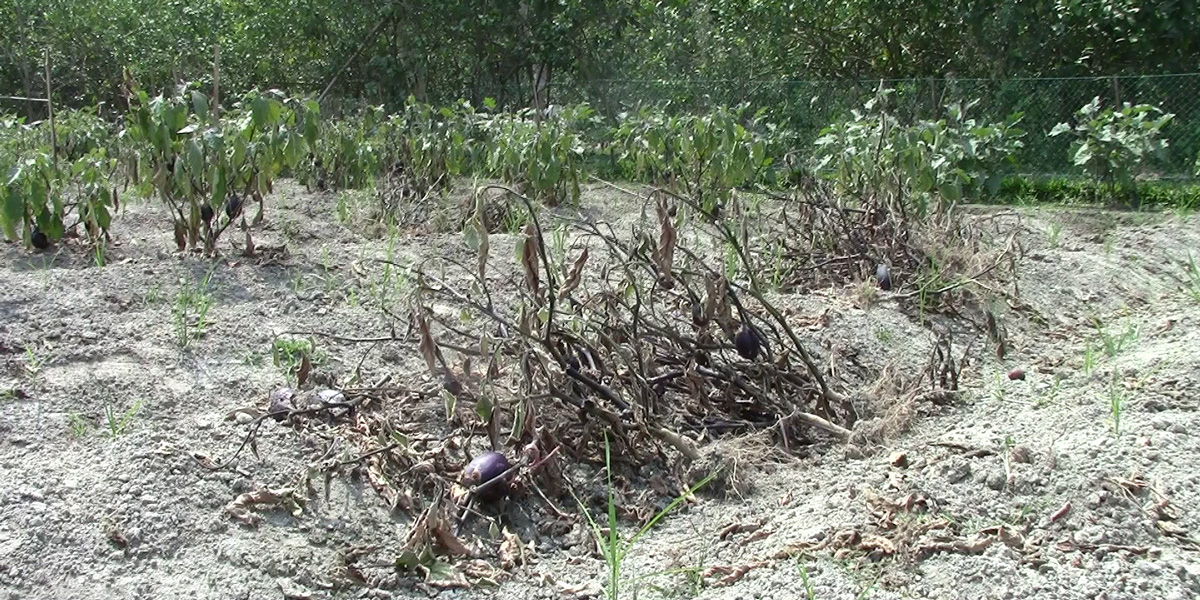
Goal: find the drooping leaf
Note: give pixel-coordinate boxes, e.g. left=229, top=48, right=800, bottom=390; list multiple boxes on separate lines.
left=558, top=247, right=589, bottom=299
left=191, top=91, right=210, bottom=123
left=416, top=309, right=440, bottom=376
left=521, top=222, right=540, bottom=300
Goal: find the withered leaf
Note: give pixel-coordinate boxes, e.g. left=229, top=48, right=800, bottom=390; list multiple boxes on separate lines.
left=558, top=247, right=589, bottom=299
left=296, top=352, right=311, bottom=387
left=225, top=487, right=295, bottom=527
left=521, top=222, right=540, bottom=300
left=416, top=309, right=440, bottom=376
left=499, top=527, right=526, bottom=568
left=654, top=199, right=677, bottom=285
left=173, top=221, right=186, bottom=251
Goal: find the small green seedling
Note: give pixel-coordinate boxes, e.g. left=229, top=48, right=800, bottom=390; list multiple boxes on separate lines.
left=105, top=400, right=143, bottom=437
left=798, top=562, right=817, bottom=599
left=173, top=268, right=216, bottom=347
left=68, top=413, right=89, bottom=438
left=1090, top=316, right=1139, bottom=358
left=571, top=433, right=717, bottom=600
left=1183, top=251, right=1200, bottom=303
left=272, top=337, right=324, bottom=383
left=23, top=343, right=48, bottom=379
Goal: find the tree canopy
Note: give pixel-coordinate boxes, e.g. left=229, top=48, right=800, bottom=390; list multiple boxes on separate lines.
left=2, top=0, right=1198, bottom=112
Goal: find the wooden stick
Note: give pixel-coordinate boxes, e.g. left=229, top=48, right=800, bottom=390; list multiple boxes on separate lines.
left=43, top=48, right=56, bottom=172
left=212, top=43, right=220, bottom=120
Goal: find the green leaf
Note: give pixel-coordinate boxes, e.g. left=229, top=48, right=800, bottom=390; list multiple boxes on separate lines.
left=474, top=394, right=494, bottom=422
left=185, top=140, right=204, bottom=179
left=191, top=91, right=210, bottom=123
left=1, top=190, right=23, bottom=240
left=939, top=181, right=962, bottom=201
left=1048, top=123, right=1071, bottom=137
left=211, top=165, right=226, bottom=207
left=251, top=96, right=269, bottom=129
left=914, top=170, right=934, bottom=193
left=1072, top=143, right=1094, bottom=167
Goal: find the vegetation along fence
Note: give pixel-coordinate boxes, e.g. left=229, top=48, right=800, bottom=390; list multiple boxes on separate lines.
left=552, top=73, right=1200, bottom=180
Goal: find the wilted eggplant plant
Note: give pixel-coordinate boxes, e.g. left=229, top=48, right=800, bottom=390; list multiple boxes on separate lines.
left=123, top=81, right=317, bottom=255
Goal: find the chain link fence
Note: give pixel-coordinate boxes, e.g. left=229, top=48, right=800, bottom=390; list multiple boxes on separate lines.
left=554, top=73, right=1200, bottom=180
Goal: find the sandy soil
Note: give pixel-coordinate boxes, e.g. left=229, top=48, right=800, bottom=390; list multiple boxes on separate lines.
left=1, top=182, right=1198, bottom=600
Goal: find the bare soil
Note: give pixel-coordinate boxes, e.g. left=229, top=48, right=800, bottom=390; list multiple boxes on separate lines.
left=1, top=182, right=1199, bottom=600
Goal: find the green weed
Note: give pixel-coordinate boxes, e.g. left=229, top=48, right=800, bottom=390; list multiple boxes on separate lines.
left=1090, top=316, right=1139, bottom=358
left=141, top=284, right=164, bottom=306
left=1183, top=251, right=1200, bottom=303
left=173, top=268, right=216, bottom=347
left=23, top=343, right=48, bottom=379
left=272, top=338, right=324, bottom=383
left=766, top=240, right=791, bottom=291
left=1036, top=377, right=1063, bottom=408
left=104, top=400, right=142, bottom=437
left=1083, top=342, right=1097, bottom=376
left=1045, top=222, right=1063, bottom=248
left=68, top=412, right=89, bottom=438
left=798, top=562, right=817, bottom=599
left=241, top=351, right=267, bottom=367
left=571, top=433, right=717, bottom=600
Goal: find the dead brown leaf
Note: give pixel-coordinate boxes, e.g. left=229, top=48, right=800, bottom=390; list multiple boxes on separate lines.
left=499, top=527, right=526, bottom=568
left=557, top=581, right=603, bottom=598
left=653, top=199, right=676, bottom=285
left=718, top=519, right=766, bottom=541
left=297, top=352, right=311, bottom=387
left=702, top=562, right=766, bottom=587
left=522, top=222, right=540, bottom=300
left=225, top=487, right=297, bottom=527
left=858, top=534, right=897, bottom=555
left=559, top=247, right=589, bottom=299
left=416, top=310, right=440, bottom=376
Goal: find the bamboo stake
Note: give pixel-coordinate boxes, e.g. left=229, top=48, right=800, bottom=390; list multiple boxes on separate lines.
left=44, top=48, right=56, bottom=172
left=213, top=43, right=220, bottom=120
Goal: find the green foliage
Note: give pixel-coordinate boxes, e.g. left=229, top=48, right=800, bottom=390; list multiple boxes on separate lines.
left=1090, top=316, right=1139, bottom=359
left=2, top=150, right=63, bottom=244
left=307, top=106, right=386, bottom=191
left=614, top=104, right=771, bottom=211
left=68, top=412, right=89, bottom=439
left=481, top=105, right=592, bottom=206
left=271, top=337, right=324, bottom=383
left=996, top=176, right=1200, bottom=209
left=105, top=400, right=143, bottom=437
left=123, top=82, right=317, bottom=254
left=0, top=111, right=121, bottom=250
left=813, top=90, right=1025, bottom=217
left=53, top=107, right=116, bottom=161
left=1182, top=252, right=1200, bottom=304
left=306, top=98, right=477, bottom=204
left=1049, top=97, right=1174, bottom=193
left=173, top=269, right=216, bottom=348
